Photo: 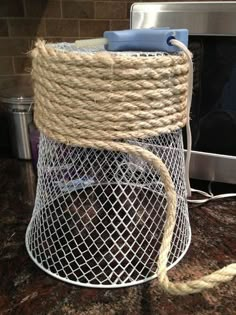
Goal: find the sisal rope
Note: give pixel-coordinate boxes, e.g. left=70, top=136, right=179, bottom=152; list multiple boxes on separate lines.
left=31, top=40, right=236, bottom=295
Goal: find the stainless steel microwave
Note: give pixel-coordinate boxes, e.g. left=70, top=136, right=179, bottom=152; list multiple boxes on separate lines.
left=131, top=2, right=236, bottom=184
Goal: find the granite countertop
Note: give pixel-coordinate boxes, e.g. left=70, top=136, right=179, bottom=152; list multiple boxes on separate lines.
left=0, top=159, right=235, bottom=315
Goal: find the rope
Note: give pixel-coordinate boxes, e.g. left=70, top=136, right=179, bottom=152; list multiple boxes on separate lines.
left=31, top=40, right=236, bottom=295
left=32, top=41, right=188, bottom=143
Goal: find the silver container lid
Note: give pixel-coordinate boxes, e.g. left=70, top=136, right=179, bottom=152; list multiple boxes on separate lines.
left=0, top=86, right=33, bottom=105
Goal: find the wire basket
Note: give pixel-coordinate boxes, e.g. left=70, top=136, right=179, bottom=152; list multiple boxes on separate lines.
left=26, top=130, right=191, bottom=288
left=25, top=42, right=191, bottom=288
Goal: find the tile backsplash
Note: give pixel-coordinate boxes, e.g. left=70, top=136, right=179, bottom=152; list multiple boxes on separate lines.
left=0, top=0, right=133, bottom=90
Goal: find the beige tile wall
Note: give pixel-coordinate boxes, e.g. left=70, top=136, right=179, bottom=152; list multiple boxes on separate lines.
left=0, top=0, right=218, bottom=90
left=0, top=0, right=135, bottom=90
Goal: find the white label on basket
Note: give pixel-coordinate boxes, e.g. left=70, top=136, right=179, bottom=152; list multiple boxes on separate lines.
left=56, top=177, right=94, bottom=193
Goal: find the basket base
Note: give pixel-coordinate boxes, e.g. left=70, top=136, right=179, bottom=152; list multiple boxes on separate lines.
left=25, top=223, right=191, bottom=289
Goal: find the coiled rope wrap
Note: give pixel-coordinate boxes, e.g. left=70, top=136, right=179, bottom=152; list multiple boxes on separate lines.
left=31, top=40, right=236, bottom=295
left=32, top=41, right=189, bottom=145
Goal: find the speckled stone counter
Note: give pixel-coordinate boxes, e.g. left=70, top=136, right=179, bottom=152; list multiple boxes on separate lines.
left=0, top=159, right=235, bottom=315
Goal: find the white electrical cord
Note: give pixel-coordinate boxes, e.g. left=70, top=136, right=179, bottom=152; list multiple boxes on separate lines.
left=188, top=189, right=236, bottom=204
left=75, top=35, right=236, bottom=205
left=169, top=39, right=193, bottom=198
left=170, top=39, right=236, bottom=204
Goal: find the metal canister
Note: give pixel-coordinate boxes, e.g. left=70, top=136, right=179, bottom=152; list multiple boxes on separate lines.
left=0, top=87, right=33, bottom=160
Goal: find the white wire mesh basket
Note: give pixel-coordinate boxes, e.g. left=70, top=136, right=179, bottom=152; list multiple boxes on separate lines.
left=26, top=130, right=191, bottom=288
left=25, top=43, right=191, bottom=288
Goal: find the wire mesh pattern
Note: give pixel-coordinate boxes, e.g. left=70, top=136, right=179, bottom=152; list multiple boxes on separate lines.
left=25, top=130, right=191, bottom=288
